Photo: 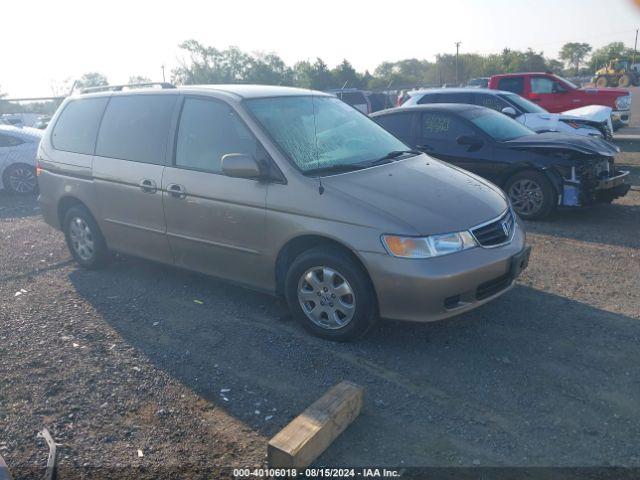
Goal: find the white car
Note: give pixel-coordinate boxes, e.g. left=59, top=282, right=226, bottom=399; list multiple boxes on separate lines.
left=0, top=125, right=42, bottom=194
left=401, top=88, right=613, bottom=140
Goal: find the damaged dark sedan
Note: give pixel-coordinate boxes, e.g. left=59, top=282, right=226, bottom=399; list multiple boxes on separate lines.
left=372, top=104, right=630, bottom=219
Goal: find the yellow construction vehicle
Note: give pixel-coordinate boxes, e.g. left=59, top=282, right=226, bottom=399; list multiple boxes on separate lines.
left=593, top=59, right=639, bottom=88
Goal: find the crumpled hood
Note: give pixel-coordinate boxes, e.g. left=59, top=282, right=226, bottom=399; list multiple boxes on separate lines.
left=562, top=105, right=613, bottom=123
left=504, top=132, right=619, bottom=156
left=321, top=155, right=508, bottom=235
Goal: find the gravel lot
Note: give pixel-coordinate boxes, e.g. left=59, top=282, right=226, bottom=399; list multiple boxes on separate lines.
left=1, top=155, right=639, bottom=478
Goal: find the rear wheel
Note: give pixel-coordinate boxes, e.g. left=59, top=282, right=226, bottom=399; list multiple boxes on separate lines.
left=63, top=205, right=109, bottom=269
left=284, top=246, right=378, bottom=341
left=2, top=163, right=38, bottom=195
left=618, top=74, right=632, bottom=87
left=595, top=76, right=609, bottom=88
left=505, top=171, right=555, bottom=220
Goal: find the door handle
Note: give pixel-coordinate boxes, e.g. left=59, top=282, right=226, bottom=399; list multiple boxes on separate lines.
left=139, top=178, right=157, bottom=193
left=167, top=183, right=187, bottom=199
left=416, top=144, right=434, bottom=152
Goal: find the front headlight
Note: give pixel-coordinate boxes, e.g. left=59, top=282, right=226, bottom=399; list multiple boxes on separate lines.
left=382, top=231, right=477, bottom=259
left=615, top=95, right=631, bottom=110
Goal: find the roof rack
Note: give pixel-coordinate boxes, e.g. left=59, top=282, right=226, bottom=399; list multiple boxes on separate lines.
left=80, top=82, right=176, bottom=94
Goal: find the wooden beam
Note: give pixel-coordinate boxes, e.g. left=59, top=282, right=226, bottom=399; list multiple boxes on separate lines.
left=268, top=380, right=363, bottom=468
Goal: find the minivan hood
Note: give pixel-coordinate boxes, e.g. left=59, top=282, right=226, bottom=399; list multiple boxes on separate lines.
left=504, top=132, right=619, bottom=156
left=321, top=155, right=508, bottom=235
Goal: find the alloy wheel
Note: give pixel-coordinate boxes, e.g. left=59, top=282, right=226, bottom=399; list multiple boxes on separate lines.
left=297, top=266, right=356, bottom=330
left=508, top=179, right=544, bottom=216
left=8, top=166, right=37, bottom=194
left=69, top=217, right=95, bottom=261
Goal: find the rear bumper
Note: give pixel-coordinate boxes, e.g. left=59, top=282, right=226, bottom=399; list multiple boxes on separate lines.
left=361, top=224, right=527, bottom=323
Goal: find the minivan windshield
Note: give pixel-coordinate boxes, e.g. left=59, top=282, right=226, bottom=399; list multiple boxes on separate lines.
left=469, top=109, right=535, bottom=141
left=246, top=96, right=411, bottom=174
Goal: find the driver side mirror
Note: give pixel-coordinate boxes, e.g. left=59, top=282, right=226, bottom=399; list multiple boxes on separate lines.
left=501, top=106, right=518, bottom=117
left=456, top=135, right=484, bottom=149
left=221, top=153, right=263, bottom=180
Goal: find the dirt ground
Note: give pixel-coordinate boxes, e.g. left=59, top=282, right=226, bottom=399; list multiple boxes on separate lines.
left=1, top=156, right=639, bottom=478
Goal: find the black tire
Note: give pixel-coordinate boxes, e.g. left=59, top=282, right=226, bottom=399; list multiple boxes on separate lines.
left=504, top=170, right=556, bottom=220
left=284, top=246, right=378, bottom=341
left=595, top=75, right=609, bottom=88
left=63, top=205, right=109, bottom=269
left=2, top=163, right=38, bottom=195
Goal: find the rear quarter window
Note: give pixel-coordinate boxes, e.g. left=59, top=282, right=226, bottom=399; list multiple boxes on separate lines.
left=95, top=95, right=177, bottom=164
left=497, top=77, right=525, bottom=95
left=51, top=98, right=109, bottom=155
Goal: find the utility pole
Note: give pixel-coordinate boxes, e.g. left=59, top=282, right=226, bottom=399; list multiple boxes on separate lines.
left=161, top=65, right=166, bottom=83
left=455, top=42, right=461, bottom=85
left=634, top=29, right=638, bottom=65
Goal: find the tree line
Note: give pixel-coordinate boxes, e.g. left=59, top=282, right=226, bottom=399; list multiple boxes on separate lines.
left=1, top=39, right=637, bottom=114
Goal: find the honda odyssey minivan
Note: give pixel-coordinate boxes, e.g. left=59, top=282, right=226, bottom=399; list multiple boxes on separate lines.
left=38, top=84, right=530, bottom=340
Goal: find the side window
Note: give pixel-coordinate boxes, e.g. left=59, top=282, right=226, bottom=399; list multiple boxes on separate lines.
left=417, top=94, right=437, bottom=105
left=0, top=133, right=24, bottom=147
left=51, top=98, right=108, bottom=155
left=474, top=93, right=509, bottom=112
left=374, top=113, right=413, bottom=139
left=531, top=77, right=558, bottom=94
left=418, top=92, right=471, bottom=104
left=421, top=113, right=473, bottom=140
left=340, top=92, right=367, bottom=106
left=96, top=95, right=177, bottom=164
left=175, top=98, right=263, bottom=174
left=497, top=77, right=524, bottom=94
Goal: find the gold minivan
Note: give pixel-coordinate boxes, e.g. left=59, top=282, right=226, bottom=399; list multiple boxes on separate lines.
left=38, top=84, right=530, bottom=340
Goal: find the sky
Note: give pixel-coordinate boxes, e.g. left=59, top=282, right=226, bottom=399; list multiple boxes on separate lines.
left=2, top=0, right=640, bottom=97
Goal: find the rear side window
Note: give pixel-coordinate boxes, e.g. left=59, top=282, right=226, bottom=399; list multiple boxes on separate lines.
left=175, top=98, right=262, bottom=174
left=374, top=113, right=413, bottom=139
left=96, top=95, right=177, bottom=164
left=497, top=77, right=524, bottom=94
left=418, top=92, right=471, bottom=104
left=51, top=98, right=108, bottom=155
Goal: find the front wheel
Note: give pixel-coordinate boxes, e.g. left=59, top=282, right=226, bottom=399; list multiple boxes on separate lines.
left=284, top=246, right=378, bottom=341
left=505, top=171, right=556, bottom=220
left=3, top=163, right=38, bottom=195
left=595, top=76, right=609, bottom=88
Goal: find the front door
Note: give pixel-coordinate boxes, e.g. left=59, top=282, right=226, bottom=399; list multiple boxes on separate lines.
left=416, top=111, right=499, bottom=182
left=529, top=76, right=575, bottom=112
left=162, top=96, right=269, bottom=289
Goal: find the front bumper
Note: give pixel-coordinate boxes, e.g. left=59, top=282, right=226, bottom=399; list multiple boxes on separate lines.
left=361, top=224, right=527, bottom=322
left=560, top=169, right=630, bottom=206
left=612, top=109, right=630, bottom=126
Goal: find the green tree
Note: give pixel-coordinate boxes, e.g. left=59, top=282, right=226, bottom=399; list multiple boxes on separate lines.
left=75, top=72, right=108, bottom=90
left=559, top=42, right=592, bottom=73
left=331, top=59, right=361, bottom=89
left=588, top=42, right=635, bottom=70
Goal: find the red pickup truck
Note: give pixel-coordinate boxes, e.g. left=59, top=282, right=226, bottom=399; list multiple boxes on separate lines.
left=488, top=72, right=632, bottom=127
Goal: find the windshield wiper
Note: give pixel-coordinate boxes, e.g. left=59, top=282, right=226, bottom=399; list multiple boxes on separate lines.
left=363, top=149, right=421, bottom=167
left=304, top=163, right=368, bottom=175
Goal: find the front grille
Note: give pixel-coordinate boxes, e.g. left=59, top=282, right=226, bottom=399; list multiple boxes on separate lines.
left=470, top=210, right=514, bottom=247
left=476, top=273, right=512, bottom=300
